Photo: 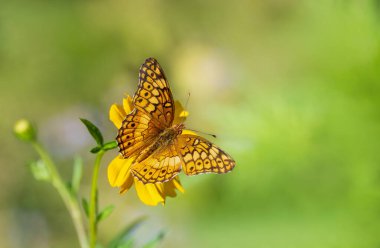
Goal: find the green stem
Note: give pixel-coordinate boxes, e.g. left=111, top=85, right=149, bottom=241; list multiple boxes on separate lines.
left=89, top=150, right=104, bottom=248
left=32, top=142, right=89, bottom=248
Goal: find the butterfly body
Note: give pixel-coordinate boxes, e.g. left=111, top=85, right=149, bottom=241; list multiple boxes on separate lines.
left=134, top=124, right=184, bottom=163
left=117, top=58, right=235, bottom=184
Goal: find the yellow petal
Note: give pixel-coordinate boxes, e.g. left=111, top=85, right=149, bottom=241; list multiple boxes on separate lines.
left=161, top=177, right=185, bottom=197
left=181, top=129, right=197, bottom=135
left=119, top=172, right=134, bottom=194
left=123, top=95, right=133, bottom=113
left=108, top=156, right=133, bottom=187
left=174, top=100, right=189, bottom=124
left=135, top=179, right=165, bottom=206
left=162, top=180, right=177, bottom=197
left=109, top=104, right=126, bottom=129
left=173, top=177, right=185, bottom=193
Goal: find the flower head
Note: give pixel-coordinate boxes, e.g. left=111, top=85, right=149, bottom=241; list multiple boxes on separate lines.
left=108, top=95, right=188, bottom=206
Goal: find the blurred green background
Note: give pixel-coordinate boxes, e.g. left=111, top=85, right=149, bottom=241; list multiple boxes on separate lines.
left=1, top=0, right=380, bottom=247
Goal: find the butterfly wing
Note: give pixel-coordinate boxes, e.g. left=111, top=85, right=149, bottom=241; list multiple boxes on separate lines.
left=131, top=144, right=182, bottom=183
left=117, top=58, right=175, bottom=159
left=116, top=109, right=161, bottom=159
left=133, top=57, right=175, bottom=129
left=176, top=134, right=236, bottom=176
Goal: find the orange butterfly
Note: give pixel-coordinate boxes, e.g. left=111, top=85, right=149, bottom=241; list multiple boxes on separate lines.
left=116, top=58, right=235, bottom=183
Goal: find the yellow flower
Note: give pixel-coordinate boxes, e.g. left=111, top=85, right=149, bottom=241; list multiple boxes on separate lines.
left=108, top=95, right=188, bottom=206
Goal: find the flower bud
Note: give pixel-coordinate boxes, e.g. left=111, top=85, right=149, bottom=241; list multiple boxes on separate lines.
left=14, top=119, right=36, bottom=142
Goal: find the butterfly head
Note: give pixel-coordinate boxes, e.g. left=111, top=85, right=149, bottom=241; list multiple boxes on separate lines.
left=173, top=123, right=185, bottom=135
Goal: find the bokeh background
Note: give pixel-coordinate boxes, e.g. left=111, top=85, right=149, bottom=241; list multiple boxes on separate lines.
left=1, top=0, right=380, bottom=247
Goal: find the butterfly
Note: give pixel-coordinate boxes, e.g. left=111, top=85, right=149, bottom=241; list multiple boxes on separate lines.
left=116, top=58, right=235, bottom=183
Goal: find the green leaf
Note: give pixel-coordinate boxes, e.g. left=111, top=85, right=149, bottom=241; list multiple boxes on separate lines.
left=80, top=118, right=104, bottom=146
left=108, top=216, right=147, bottom=248
left=82, top=198, right=90, bottom=217
left=103, top=141, right=118, bottom=151
left=142, top=231, right=165, bottom=248
left=29, top=160, right=51, bottom=181
left=113, top=240, right=134, bottom=248
left=97, top=205, right=115, bottom=222
left=90, top=146, right=102, bottom=154
left=71, top=156, right=83, bottom=196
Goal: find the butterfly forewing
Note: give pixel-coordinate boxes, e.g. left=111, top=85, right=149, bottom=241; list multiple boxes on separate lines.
left=117, top=109, right=160, bottom=158
left=176, top=134, right=236, bottom=176
left=133, top=58, right=175, bottom=129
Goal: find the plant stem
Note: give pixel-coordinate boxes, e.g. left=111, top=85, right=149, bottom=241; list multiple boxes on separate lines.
left=32, top=142, right=89, bottom=248
left=89, top=150, right=104, bottom=248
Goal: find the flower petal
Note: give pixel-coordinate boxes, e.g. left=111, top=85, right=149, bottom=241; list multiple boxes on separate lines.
left=108, top=156, right=133, bottom=187
left=172, top=177, right=185, bottom=193
left=181, top=129, right=197, bottom=135
left=161, top=176, right=185, bottom=197
left=119, top=172, right=134, bottom=194
left=123, top=95, right=133, bottom=113
left=135, top=179, right=165, bottom=206
left=174, top=101, right=189, bottom=124
left=109, top=104, right=126, bottom=129
left=162, top=181, right=177, bottom=197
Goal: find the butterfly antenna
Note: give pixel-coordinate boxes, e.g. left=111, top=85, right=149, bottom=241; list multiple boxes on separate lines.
left=186, top=128, right=217, bottom=139
left=184, top=92, right=191, bottom=111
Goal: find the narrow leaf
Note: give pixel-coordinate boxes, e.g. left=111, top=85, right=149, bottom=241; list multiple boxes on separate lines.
left=102, top=141, right=118, bottom=151
left=29, top=160, right=51, bottom=181
left=113, top=240, right=134, bottom=248
left=80, top=118, right=104, bottom=146
left=97, top=205, right=115, bottom=222
left=108, top=216, right=147, bottom=248
left=90, top=146, right=102, bottom=154
left=71, top=156, right=83, bottom=195
left=143, top=231, right=165, bottom=248
left=82, top=198, right=90, bottom=217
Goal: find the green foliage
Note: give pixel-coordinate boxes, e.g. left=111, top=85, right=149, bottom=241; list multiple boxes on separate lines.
left=82, top=198, right=90, bottom=218
left=70, top=156, right=83, bottom=196
left=80, top=118, right=104, bottom=146
left=81, top=119, right=118, bottom=154
left=97, top=205, right=115, bottom=223
left=108, top=217, right=147, bottom=248
left=29, top=160, right=51, bottom=181
left=102, top=141, right=118, bottom=151
left=142, top=232, right=165, bottom=248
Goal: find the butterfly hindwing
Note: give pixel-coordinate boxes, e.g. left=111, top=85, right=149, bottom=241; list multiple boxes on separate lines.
left=133, top=58, right=175, bottom=129
left=131, top=144, right=181, bottom=183
left=176, top=134, right=236, bottom=176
